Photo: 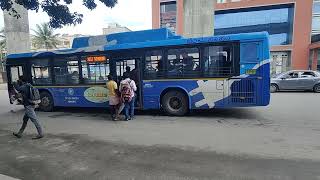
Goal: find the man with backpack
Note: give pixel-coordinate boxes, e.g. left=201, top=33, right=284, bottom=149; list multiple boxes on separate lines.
left=119, top=73, right=137, bottom=121
left=12, top=76, right=44, bottom=139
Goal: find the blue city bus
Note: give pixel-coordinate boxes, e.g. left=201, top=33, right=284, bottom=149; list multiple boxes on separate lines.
left=5, top=28, right=270, bottom=115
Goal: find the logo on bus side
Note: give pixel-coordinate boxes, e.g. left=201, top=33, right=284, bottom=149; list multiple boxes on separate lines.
left=84, top=87, right=108, bottom=103
left=68, top=88, right=75, bottom=96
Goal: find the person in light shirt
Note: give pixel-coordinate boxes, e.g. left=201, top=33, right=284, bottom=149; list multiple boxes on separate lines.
left=119, top=72, right=137, bottom=121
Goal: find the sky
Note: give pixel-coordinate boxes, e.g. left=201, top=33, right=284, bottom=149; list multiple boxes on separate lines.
left=0, top=0, right=152, bottom=36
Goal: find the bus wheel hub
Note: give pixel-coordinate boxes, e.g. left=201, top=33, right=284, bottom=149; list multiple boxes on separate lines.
left=169, top=97, right=181, bottom=110
left=41, top=97, right=50, bottom=106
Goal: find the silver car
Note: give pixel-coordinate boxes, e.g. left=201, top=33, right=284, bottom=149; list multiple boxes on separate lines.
left=270, top=70, right=320, bottom=93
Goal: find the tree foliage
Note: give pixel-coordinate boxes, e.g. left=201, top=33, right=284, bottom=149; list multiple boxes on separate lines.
left=0, top=0, right=118, bottom=28
left=32, top=23, right=60, bottom=50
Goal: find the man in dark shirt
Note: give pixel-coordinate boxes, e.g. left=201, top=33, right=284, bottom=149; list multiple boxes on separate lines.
left=13, top=76, right=44, bottom=139
left=182, top=52, right=194, bottom=71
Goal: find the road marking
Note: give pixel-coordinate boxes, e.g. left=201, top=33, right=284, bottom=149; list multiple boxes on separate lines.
left=0, top=174, right=20, bottom=180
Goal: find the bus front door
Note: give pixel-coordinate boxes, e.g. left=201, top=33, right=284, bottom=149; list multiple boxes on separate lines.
left=114, top=58, right=142, bottom=108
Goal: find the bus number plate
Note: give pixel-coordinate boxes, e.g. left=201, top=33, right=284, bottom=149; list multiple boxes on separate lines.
left=246, top=69, right=256, bottom=75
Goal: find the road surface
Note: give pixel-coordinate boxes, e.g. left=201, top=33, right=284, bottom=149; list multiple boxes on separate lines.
left=0, top=90, right=320, bottom=180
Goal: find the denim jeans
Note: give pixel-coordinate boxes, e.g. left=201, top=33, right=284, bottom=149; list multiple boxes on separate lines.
left=18, top=105, right=43, bottom=136
left=124, top=96, right=135, bottom=120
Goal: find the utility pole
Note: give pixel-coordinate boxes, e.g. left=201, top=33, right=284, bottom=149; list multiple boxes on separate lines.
left=3, top=2, right=31, bottom=54
left=183, top=0, right=214, bottom=38
left=1, top=2, right=30, bottom=83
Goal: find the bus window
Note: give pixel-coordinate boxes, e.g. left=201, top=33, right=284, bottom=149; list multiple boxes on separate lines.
left=31, top=59, right=52, bottom=85
left=54, top=56, right=79, bottom=85
left=241, top=42, right=260, bottom=63
left=81, top=56, right=109, bottom=84
left=167, top=47, right=200, bottom=78
left=203, top=46, right=233, bottom=77
left=116, top=59, right=135, bottom=79
left=144, top=50, right=163, bottom=79
left=10, top=66, right=23, bottom=82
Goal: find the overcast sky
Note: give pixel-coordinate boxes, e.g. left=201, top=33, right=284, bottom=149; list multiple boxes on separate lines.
left=0, top=0, right=152, bottom=35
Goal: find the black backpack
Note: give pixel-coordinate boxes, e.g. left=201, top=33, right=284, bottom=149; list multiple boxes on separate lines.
left=28, top=84, right=41, bottom=105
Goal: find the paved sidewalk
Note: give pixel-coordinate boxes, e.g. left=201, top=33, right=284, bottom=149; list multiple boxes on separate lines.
left=0, top=84, right=7, bottom=90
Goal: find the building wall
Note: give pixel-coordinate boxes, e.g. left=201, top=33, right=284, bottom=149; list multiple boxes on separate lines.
left=103, top=23, right=131, bottom=35
left=291, top=0, right=313, bottom=70
left=152, top=0, right=314, bottom=71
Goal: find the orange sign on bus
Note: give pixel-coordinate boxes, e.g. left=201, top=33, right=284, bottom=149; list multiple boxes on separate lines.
left=87, top=56, right=107, bottom=63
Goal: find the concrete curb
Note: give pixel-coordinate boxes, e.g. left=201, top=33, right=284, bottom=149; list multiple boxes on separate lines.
left=0, top=174, right=20, bottom=180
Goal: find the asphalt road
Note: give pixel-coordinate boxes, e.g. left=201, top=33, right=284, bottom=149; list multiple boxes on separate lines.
left=0, top=89, right=320, bottom=180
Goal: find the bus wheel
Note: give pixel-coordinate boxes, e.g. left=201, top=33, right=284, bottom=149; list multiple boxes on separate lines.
left=39, top=91, right=54, bottom=112
left=162, top=90, right=188, bottom=116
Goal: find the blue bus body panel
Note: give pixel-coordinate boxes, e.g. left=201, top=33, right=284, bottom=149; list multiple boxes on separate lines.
left=38, top=86, right=109, bottom=108
left=142, top=62, right=270, bottom=110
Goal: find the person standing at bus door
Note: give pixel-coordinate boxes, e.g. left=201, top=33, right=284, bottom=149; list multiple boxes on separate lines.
left=130, top=66, right=140, bottom=106
left=182, top=52, right=194, bottom=72
left=119, top=73, right=137, bottom=121
left=125, top=66, right=131, bottom=76
left=12, top=76, right=44, bottom=140
left=106, top=75, right=120, bottom=121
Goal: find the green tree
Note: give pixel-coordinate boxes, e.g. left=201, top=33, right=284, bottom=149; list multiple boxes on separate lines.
left=0, top=0, right=117, bottom=28
left=32, top=23, right=60, bottom=50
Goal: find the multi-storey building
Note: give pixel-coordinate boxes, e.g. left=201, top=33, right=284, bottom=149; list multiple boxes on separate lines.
left=152, top=0, right=320, bottom=74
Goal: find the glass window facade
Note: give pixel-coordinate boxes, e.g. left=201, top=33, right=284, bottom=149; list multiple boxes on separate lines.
left=314, top=2, right=320, bottom=14
left=313, top=1, right=320, bottom=35
left=214, top=5, right=294, bottom=46
left=215, top=8, right=290, bottom=29
left=312, top=14, right=320, bottom=35
left=312, top=16, right=320, bottom=31
left=160, top=1, right=176, bottom=13
left=160, top=1, right=177, bottom=33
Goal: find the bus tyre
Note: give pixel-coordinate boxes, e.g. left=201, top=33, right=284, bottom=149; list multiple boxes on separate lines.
left=314, top=84, right=320, bottom=93
left=39, top=91, right=54, bottom=112
left=270, top=84, right=278, bottom=93
left=162, top=91, right=188, bottom=116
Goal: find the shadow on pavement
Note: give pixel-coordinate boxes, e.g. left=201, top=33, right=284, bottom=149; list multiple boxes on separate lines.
left=273, top=91, right=315, bottom=93
left=50, top=107, right=258, bottom=120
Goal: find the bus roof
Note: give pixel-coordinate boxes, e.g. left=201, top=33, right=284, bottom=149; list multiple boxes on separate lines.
left=6, top=28, right=269, bottom=59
